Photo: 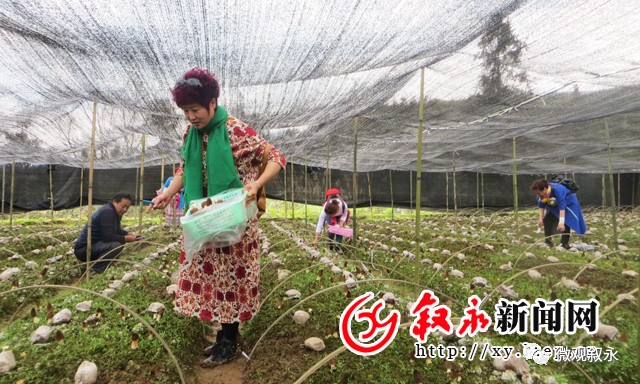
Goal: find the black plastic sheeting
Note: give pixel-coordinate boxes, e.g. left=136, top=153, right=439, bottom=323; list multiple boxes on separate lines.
left=0, top=163, right=637, bottom=212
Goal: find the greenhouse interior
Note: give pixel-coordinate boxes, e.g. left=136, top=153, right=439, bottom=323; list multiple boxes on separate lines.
left=0, top=1, right=638, bottom=383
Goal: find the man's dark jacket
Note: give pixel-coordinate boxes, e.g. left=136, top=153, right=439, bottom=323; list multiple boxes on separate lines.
left=74, top=203, right=128, bottom=248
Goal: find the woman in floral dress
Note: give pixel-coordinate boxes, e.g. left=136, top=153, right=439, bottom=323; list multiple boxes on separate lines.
left=149, top=68, right=285, bottom=367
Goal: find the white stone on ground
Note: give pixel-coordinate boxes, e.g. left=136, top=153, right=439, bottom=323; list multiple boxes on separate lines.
left=497, top=285, right=518, bottom=299
left=382, top=292, right=396, bottom=304
left=285, top=289, right=301, bottom=299
left=493, top=355, right=530, bottom=376
left=450, top=269, right=464, bottom=279
left=52, top=308, right=73, bottom=325
left=270, top=259, right=285, bottom=267
left=304, top=337, right=325, bottom=351
left=0, top=267, right=20, bottom=281
left=277, top=269, right=291, bottom=280
left=558, top=277, right=580, bottom=290
left=595, top=324, right=618, bottom=341
left=528, top=270, right=542, bottom=280
left=616, top=293, right=635, bottom=304
left=546, top=256, right=559, bottom=263
left=74, top=360, right=98, bottom=384
left=0, top=350, right=17, bottom=373
left=30, top=325, right=53, bottom=344
left=121, top=271, right=139, bottom=282
left=76, top=301, right=92, bottom=312
left=166, top=284, right=178, bottom=295
left=621, top=270, right=638, bottom=278
left=293, top=310, right=310, bottom=325
left=472, top=277, right=488, bottom=287
left=108, top=280, right=124, bottom=290
left=499, top=262, right=512, bottom=271
left=147, top=303, right=166, bottom=313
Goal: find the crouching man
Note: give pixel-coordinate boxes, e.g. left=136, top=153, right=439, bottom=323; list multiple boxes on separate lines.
left=74, top=192, right=141, bottom=273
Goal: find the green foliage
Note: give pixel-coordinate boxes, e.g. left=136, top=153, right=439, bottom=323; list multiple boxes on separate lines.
left=477, top=13, right=528, bottom=103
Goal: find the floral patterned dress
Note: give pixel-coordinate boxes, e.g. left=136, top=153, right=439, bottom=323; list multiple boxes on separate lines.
left=175, top=115, right=286, bottom=323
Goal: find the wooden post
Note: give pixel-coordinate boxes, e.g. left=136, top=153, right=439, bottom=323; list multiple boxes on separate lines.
left=605, top=120, right=618, bottom=250
left=160, top=152, right=165, bottom=189
left=512, top=138, right=519, bottom=238
left=79, top=167, right=84, bottom=209
left=138, top=134, right=146, bottom=228
left=476, top=172, right=479, bottom=209
left=389, top=169, right=394, bottom=220
left=325, top=138, right=330, bottom=191
left=445, top=172, right=449, bottom=213
left=452, top=153, right=457, bottom=213
left=291, top=162, right=295, bottom=219
left=9, top=160, right=15, bottom=226
left=414, top=67, right=425, bottom=257
left=632, top=174, right=636, bottom=208
left=304, top=151, right=308, bottom=224
left=601, top=174, right=606, bottom=210
left=367, top=172, right=372, bottom=213
left=49, top=164, right=54, bottom=223
left=617, top=173, right=621, bottom=208
left=86, top=102, right=98, bottom=278
left=481, top=171, right=485, bottom=211
left=134, top=167, right=139, bottom=208
left=353, top=117, right=359, bottom=239
left=1, top=164, right=5, bottom=215
left=284, top=163, right=288, bottom=219
left=409, top=171, right=413, bottom=215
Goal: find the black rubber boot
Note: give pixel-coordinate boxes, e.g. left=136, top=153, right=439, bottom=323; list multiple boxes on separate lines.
left=201, top=338, right=238, bottom=368
left=203, top=330, right=225, bottom=357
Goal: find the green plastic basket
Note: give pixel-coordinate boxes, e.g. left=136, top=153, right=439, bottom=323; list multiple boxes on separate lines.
left=180, top=188, right=248, bottom=243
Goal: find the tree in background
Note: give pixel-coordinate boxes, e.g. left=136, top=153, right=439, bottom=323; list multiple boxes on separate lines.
left=477, top=13, right=528, bottom=103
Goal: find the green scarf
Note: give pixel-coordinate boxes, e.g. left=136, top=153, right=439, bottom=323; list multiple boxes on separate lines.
left=181, top=105, right=243, bottom=208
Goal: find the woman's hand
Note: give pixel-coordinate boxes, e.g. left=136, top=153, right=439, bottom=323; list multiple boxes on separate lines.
left=146, top=192, right=172, bottom=213
left=557, top=223, right=565, bottom=232
left=243, top=182, right=261, bottom=206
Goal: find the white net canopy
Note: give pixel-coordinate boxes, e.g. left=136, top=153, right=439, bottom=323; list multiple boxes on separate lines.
left=0, top=0, right=639, bottom=173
